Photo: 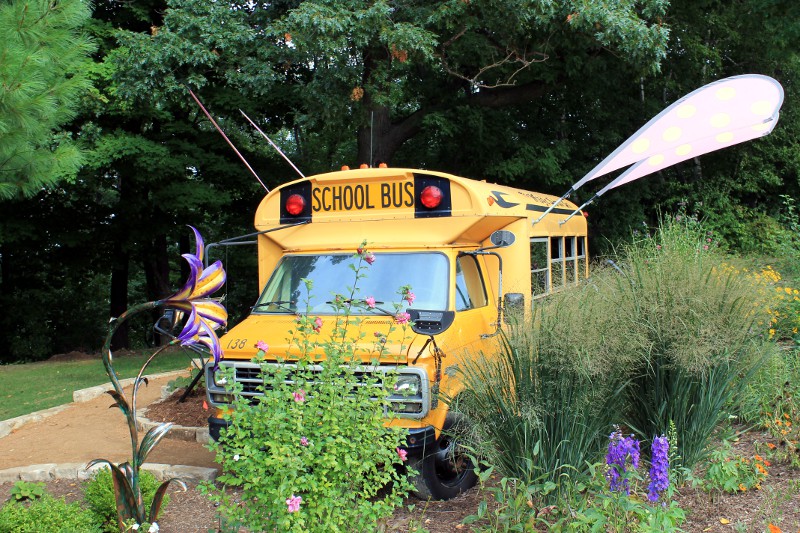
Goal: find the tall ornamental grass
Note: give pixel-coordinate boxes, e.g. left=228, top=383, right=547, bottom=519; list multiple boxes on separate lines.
left=455, top=278, right=635, bottom=496
left=609, top=219, right=778, bottom=469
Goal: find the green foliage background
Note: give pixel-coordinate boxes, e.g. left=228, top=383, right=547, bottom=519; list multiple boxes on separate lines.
left=0, top=0, right=798, bottom=362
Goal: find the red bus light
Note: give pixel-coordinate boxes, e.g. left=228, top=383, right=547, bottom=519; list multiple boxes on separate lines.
left=286, top=194, right=306, bottom=215
left=420, top=185, right=443, bottom=208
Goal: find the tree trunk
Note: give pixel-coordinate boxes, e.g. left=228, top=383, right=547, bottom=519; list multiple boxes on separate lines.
left=143, top=232, right=172, bottom=346
left=109, top=241, right=130, bottom=351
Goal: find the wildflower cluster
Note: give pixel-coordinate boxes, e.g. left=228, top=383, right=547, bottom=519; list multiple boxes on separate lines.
left=703, top=442, right=769, bottom=493
left=764, top=411, right=800, bottom=466
left=605, top=431, right=671, bottom=503
left=647, top=436, right=670, bottom=502
left=767, top=282, right=800, bottom=341
left=606, top=431, right=641, bottom=494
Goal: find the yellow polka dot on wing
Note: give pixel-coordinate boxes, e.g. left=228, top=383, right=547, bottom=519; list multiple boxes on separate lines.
left=647, top=154, right=664, bottom=166
left=676, top=104, right=696, bottom=119
left=715, top=86, right=737, bottom=100
left=631, top=137, right=650, bottom=154
left=750, top=100, right=773, bottom=116
left=675, top=144, right=692, bottom=156
left=662, top=126, right=682, bottom=142
left=710, top=113, right=731, bottom=128
left=716, top=132, right=734, bottom=143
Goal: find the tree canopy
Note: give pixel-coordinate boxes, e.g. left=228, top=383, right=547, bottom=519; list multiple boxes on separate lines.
left=0, top=0, right=798, bottom=362
left=0, top=0, right=95, bottom=199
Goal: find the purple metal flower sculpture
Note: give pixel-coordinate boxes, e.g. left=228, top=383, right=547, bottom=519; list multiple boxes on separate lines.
left=89, top=226, right=226, bottom=531
left=163, top=226, right=227, bottom=368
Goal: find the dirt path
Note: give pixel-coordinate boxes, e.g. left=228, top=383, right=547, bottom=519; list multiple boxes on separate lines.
left=0, top=374, right=217, bottom=471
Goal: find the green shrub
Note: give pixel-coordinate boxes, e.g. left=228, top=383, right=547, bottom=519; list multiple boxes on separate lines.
left=455, top=275, right=634, bottom=499
left=84, top=468, right=169, bottom=532
left=0, top=493, right=101, bottom=533
left=204, top=246, right=414, bottom=532
left=611, top=217, right=778, bottom=469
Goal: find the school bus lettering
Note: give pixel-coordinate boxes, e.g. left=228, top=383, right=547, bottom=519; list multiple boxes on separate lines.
left=311, top=181, right=413, bottom=212
left=380, top=181, right=414, bottom=208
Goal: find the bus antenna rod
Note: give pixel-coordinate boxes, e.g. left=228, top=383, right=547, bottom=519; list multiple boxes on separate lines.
left=187, top=89, right=268, bottom=192
left=240, top=110, right=306, bottom=179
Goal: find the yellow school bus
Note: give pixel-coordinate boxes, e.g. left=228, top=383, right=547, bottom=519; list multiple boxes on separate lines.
left=204, top=166, right=588, bottom=499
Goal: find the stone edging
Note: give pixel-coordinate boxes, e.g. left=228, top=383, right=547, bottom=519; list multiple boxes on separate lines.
left=0, top=462, right=218, bottom=484
left=136, top=408, right=211, bottom=445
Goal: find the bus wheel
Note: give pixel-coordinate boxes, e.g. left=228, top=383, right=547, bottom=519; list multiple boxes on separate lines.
left=408, top=414, right=477, bottom=500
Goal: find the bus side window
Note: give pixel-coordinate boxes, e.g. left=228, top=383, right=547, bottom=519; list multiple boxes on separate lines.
left=577, top=236, right=587, bottom=280
left=550, top=236, right=564, bottom=289
left=564, top=236, right=576, bottom=285
left=530, top=238, right=549, bottom=297
left=455, top=255, right=488, bottom=311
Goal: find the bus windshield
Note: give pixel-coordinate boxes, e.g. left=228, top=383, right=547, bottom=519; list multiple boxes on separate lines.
left=253, top=252, right=449, bottom=314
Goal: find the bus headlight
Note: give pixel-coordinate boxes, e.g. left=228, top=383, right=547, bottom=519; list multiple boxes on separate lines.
left=392, top=375, right=421, bottom=397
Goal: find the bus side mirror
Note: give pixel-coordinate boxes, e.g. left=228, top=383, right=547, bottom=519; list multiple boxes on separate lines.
left=408, top=309, right=455, bottom=335
left=490, top=230, right=516, bottom=248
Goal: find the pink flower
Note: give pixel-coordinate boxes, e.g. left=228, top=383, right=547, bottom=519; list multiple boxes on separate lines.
left=396, top=312, right=411, bottom=325
left=396, top=447, right=408, bottom=462
left=365, top=296, right=376, bottom=308
left=313, top=317, right=323, bottom=332
left=703, top=245, right=709, bottom=251
left=404, top=291, right=416, bottom=305
left=286, top=495, right=302, bottom=513
left=706, top=238, right=712, bottom=243
left=293, top=389, right=306, bottom=403
left=300, top=436, right=309, bottom=446
left=255, top=340, right=269, bottom=352
left=656, top=245, right=662, bottom=250
left=365, top=253, right=376, bottom=265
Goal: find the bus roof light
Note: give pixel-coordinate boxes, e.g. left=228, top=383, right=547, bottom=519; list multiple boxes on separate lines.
left=359, top=163, right=369, bottom=169
left=420, top=185, right=443, bottom=208
left=286, top=194, right=306, bottom=215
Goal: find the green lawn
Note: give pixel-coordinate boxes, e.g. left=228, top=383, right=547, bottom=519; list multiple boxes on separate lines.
left=0, top=349, right=202, bottom=421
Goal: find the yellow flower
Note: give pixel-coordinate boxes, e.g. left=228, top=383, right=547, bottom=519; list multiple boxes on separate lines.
left=739, top=483, right=747, bottom=492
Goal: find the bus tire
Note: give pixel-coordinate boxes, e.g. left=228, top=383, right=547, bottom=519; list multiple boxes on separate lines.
left=408, top=414, right=477, bottom=500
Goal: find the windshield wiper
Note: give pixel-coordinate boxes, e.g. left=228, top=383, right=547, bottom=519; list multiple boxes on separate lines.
left=251, top=300, right=296, bottom=314
left=324, top=298, right=397, bottom=317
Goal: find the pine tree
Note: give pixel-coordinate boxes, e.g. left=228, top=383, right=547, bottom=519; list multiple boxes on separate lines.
left=0, top=0, right=95, bottom=199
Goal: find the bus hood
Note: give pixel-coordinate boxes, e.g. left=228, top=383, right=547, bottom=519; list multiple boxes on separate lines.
left=218, top=314, right=412, bottom=364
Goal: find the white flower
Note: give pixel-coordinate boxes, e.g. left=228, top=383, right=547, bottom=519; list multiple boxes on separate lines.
left=130, top=525, right=140, bottom=531
left=233, top=454, right=240, bottom=461
left=148, top=523, right=159, bottom=533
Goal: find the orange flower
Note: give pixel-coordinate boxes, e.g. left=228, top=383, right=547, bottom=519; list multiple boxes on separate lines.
left=767, top=442, right=777, bottom=449
left=739, top=483, right=747, bottom=492
left=768, top=524, right=781, bottom=533
left=755, top=454, right=764, bottom=462
left=756, top=463, right=767, bottom=475
left=764, top=460, right=772, bottom=466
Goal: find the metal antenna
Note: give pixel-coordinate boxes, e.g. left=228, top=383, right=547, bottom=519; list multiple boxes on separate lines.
left=187, top=89, right=269, bottom=192
left=240, top=110, right=305, bottom=179
left=370, top=111, right=374, bottom=168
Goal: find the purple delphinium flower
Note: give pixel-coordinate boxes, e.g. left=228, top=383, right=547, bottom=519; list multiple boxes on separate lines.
left=606, top=430, right=641, bottom=494
left=648, top=436, right=670, bottom=502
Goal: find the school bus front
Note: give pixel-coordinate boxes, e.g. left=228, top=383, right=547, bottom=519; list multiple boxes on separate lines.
left=205, top=167, right=588, bottom=500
